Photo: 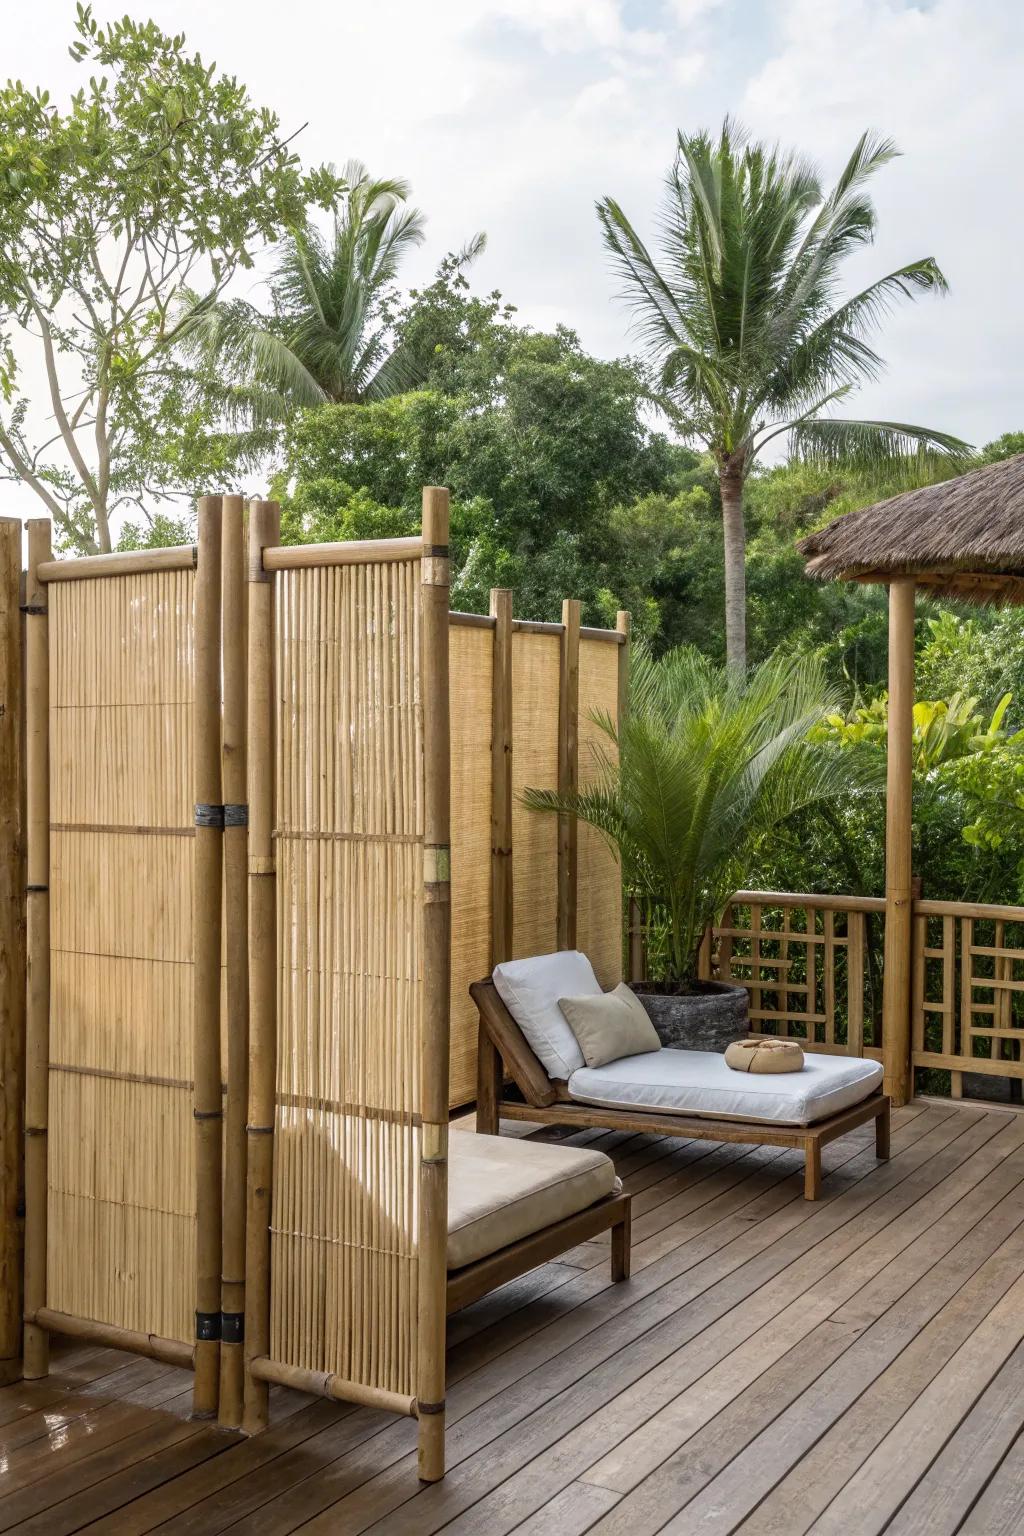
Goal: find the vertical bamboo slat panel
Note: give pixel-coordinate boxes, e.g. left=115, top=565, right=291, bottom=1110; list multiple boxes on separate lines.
left=192, top=498, right=224, bottom=1416
left=220, top=495, right=248, bottom=1426
left=418, top=487, right=451, bottom=1482
left=22, top=519, right=51, bottom=1379
left=557, top=599, right=580, bottom=951
left=447, top=620, right=492, bottom=1107
left=243, top=499, right=280, bottom=1435
left=0, top=518, right=24, bottom=1384
left=575, top=636, right=622, bottom=988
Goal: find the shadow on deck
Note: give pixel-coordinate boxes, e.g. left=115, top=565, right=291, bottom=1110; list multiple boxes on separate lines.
left=4, top=1101, right=1024, bottom=1534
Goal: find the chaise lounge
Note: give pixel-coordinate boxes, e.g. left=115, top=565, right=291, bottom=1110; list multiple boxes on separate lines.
left=472, top=952, right=890, bottom=1201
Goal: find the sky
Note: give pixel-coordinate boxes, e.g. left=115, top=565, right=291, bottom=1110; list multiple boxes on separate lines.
left=4, top=0, right=1024, bottom=522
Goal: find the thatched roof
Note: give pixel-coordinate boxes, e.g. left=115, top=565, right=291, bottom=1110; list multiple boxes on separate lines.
left=797, top=453, right=1024, bottom=605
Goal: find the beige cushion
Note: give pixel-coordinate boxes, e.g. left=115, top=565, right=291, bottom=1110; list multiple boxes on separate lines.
left=558, top=983, right=662, bottom=1069
left=725, top=1038, right=805, bottom=1074
left=447, top=1131, right=619, bottom=1270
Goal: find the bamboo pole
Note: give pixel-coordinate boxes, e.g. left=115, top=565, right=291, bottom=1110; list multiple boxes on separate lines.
left=557, top=598, right=580, bottom=952
left=248, top=1355, right=417, bottom=1418
left=615, top=610, right=631, bottom=731
left=219, top=495, right=248, bottom=1427
left=882, top=578, right=915, bottom=1107
left=242, top=499, right=280, bottom=1435
left=192, top=496, right=224, bottom=1416
left=616, top=610, right=632, bottom=987
left=262, top=536, right=421, bottom=571
left=22, top=518, right=51, bottom=1380
left=37, top=545, right=196, bottom=582
left=33, top=1308, right=195, bottom=1369
left=0, top=519, right=24, bottom=1384
left=417, top=487, right=452, bottom=1483
left=489, top=588, right=513, bottom=968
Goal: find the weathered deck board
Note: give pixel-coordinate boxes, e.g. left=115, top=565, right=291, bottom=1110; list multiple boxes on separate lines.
left=1, top=1103, right=1021, bottom=1535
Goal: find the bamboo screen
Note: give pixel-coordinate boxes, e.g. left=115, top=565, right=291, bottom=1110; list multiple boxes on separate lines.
left=510, top=631, right=562, bottom=963
left=448, top=623, right=493, bottom=1107
left=270, top=559, right=423, bottom=1396
left=47, top=570, right=196, bottom=1343
left=576, top=637, right=623, bottom=989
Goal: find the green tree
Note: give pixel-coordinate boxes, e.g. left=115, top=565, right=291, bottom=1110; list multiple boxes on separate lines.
left=524, top=645, right=876, bottom=988
left=0, top=7, right=340, bottom=552
left=598, top=119, right=969, bottom=671
left=185, top=164, right=472, bottom=422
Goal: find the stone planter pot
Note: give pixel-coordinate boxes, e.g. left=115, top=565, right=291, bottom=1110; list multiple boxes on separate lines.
left=631, top=981, right=749, bottom=1052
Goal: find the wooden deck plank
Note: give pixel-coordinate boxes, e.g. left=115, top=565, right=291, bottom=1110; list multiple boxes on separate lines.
left=884, top=1343, right=1024, bottom=1535
left=235, top=1107, right=973, bottom=1533
left=7, top=1103, right=1023, bottom=1536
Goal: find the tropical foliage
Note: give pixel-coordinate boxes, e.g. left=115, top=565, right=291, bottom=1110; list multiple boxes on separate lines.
left=597, top=119, right=969, bottom=668
left=0, top=7, right=340, bottom=552
left=523, top=647, right=880, bottom=989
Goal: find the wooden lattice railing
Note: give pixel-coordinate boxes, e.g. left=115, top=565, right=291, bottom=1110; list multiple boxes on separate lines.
left=698, top=890, right=887, bottom=1060
left=912, top=900, right=1024, bottom=1095
left=696, top=890, right=1024, bottom=1091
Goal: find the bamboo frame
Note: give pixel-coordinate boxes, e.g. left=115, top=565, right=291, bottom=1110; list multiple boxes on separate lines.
left=192, top=497, right=224, bottom=1416
left=22, top=518, right=51, bottom=1380
left=882, top=579, right=916, bottom=1106
left=36, top=545, right=197, bottom=583
left=418, top=487, right=452, bottom=1482
left=242, top=499, right=280, bottom=1435
left=0, top=518, right=24, bottom=1384
left=262, top=536, right=421, bottom=570
left=219, top=496, right=248, bottom=1427
left=33, top=1307, right=194, bottom=1368
left=490, top=588, right=513, bottom=968
left=557, top=597, right=580, bottom=951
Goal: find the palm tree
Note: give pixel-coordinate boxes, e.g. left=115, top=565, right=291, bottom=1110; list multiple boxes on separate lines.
left=598, top=121, right=970, bottom=672
left=185, top=162, right=478, bottom=419
left=524, top=646, right=880, bottom=989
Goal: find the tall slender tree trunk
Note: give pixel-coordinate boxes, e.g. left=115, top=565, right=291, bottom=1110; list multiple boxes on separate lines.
left=719, top=465, right=747, bottom=673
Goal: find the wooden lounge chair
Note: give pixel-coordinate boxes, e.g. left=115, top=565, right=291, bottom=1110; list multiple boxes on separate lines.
left=471, top=978, right=890, bottom=1201
left=445, top=1131, right=630, bottom=1312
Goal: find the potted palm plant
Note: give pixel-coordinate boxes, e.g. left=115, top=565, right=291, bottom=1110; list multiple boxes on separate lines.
left=525, top=646, right=876, bottom=1050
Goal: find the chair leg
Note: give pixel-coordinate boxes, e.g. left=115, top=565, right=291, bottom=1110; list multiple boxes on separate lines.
left=476, top=1024, right=502, bottom=1137
left=611, top=1200, right=631, bottom=1282
left=876, top=1100, right=891, bottom=1161
left=804, top=1139, right=822, bottom=1201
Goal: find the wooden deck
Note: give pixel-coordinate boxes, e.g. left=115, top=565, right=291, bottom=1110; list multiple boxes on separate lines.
left=5, top=1101, right=1024, bottom=1533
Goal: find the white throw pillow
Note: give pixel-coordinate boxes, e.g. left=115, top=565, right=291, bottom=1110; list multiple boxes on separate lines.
left=492, top=951, right=601, bottom=1079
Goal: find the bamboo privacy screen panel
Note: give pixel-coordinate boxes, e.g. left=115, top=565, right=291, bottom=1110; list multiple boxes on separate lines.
left=22, top=511, right=225, bottom=1411
left=244, top=501, right=451, bottom=1481
left=446, top=606, right=627, bottom=1106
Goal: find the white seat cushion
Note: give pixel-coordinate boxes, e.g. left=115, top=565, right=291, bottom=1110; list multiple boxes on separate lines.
left=568, top=1047, right=883, bottom=1127
left=492, top=951, right=601, bottom=1080
left=447, top=1131, right=619, bottom=1270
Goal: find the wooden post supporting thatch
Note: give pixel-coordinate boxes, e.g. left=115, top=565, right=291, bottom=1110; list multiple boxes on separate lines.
left=22, top=518, right=51, bottom=1380
left=557, top=598, right=580, bottom=951
left=193, top=497, right=224, bottom=1417
left=417, top=487, right=452, bottom=1483
left=882, top=578, right=915, bottom=1107
left=489, top=588, right=513, bottom=968
left=242, top=499, right=280, bottom=1435
left=0, top=518, right=25, bottom=1385
left=219, top=495, right=248, bottom=1427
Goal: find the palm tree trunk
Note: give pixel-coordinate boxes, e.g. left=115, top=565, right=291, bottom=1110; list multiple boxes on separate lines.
left=719, top=466, right=747, bottom=673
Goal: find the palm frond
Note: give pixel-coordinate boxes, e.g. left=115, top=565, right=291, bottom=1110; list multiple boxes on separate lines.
left=789, top=417, right=973, bottom=476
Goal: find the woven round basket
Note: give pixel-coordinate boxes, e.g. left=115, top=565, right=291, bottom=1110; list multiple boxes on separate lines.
left=724, top=1038, right=805, bottom=1074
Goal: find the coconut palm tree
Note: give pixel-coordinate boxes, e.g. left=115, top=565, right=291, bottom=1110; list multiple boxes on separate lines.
left=524, top=645, right=880, bottom=989
left=597, top=121, right=970, bottom=672
left=184, top=162, right=480, bottom=419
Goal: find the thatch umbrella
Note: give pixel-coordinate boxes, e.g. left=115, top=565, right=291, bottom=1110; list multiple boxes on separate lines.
left=796, top=453, right=1024, bottom=1105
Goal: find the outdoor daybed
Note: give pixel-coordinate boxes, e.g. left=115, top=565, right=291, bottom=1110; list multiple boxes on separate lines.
left=471, top=952, right=890, bottom=1201
left=446, top=1132, right=630, bottom=1312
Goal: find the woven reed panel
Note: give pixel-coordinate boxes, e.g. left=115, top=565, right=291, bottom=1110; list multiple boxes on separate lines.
left=47, top=571, right=196, bottom=1343
left=448, top=624, right=493, bottom=1108
left=272, top=561, right=423, bottom=1395
left=576, top=639, right=622, bottom=987
left=511, top=631, right=560, bottom=960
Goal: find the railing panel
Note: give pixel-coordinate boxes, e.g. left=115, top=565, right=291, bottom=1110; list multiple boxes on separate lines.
left=911, top=900, right=1024, bottom=1089
left=701, top=891, right=884, bottom=1059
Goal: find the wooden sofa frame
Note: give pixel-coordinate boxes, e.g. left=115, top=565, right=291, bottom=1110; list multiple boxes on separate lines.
left=470, top=978, right=890, bottom=1201
left=446, top=1189, right=631, bottom=1314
